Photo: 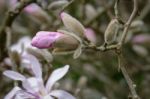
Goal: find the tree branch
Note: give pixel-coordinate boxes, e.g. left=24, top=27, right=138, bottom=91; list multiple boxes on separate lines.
left=0, top=0, right=36, bottom=62
left=114, top=0, right=120, bottom=19
left=118, top=53, right=140, bottom=99
left=119, top=0, right=138, bottom=45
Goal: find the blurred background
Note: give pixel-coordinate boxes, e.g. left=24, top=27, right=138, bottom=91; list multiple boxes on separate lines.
left=0, top=0, right=150, bottom=99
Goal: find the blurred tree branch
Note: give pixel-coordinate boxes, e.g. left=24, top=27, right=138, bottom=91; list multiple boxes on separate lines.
left=84, top=0, right=139, bottom=98
left=0, top=0, right=37, bottom=62
left=117, top=0, right=139, bottom=98
left=119, top=0, right=138, bottom=46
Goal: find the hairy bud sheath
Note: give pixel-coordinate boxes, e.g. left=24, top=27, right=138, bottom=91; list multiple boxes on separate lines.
left=104, top=19, right=120, bottom=44
left=60, top=12, right=85, bottom=38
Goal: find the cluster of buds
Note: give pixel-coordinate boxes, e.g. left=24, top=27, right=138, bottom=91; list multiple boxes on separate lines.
left=31, top=12, right=96, bottom=58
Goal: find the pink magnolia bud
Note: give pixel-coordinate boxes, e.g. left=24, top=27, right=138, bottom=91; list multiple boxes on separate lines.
left=24, top=4, right=51, bottom=24
left=84, top=28, right=96, bottom=43
left=31, top=31, right=63, bottom=49
left=132, top=34, right=150, bottom=44
left=24, top=4, right=40, bottom=14
left=31, top=31, right=79, bottom=52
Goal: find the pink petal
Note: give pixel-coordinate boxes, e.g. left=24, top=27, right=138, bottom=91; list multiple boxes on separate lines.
left=31, top=31, right=62, bottom=49
left=46, top=65, right=69, bottom=92
left=3, top=70, right=26, bottom=81
left=50, top=90, right=76, bottom=99
left=24, top=4, right=40, bottom=14
left=84, top=28, right=96, bottom=43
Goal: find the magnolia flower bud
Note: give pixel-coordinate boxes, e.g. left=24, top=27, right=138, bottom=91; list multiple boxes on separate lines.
left=60, top=12, right=85, bottom=38
left=85, top=4, right=97, bottom=20
left=48, top=0, right=68, bottom=10
left=31, top=31, right=63, bottom=49
left=24, top=4, right=51, bottom=24
left=85, top=28, right=96, bottom=43
left=130, top=20, right=144, bottom=28
left=31, top=31, right=80, bottom=53
left=54, top=33, right=79, bottom=51
left=104, top=19, right=120, bottom=44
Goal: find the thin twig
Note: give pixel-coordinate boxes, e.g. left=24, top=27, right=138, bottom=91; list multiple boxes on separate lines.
left=83, top=44, right=119, bottom=52
left=118, top=53, right=140, bottom=99
left=61, top=0, right=74, bottom=12
left=119, top=0, right=138, bottom=45
left=0, top=0, right=37, bottom=62
left=114, top=0, right=120, bottom=19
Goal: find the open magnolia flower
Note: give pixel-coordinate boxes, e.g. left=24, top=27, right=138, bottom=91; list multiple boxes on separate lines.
left=10, top=36, right=32, bottom=54
left=3, top=55, right=75, bottom=99
left=5, top=36, right=52, bottom=67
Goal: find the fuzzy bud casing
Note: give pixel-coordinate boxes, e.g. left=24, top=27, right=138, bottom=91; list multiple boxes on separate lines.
left=104, top=19, right=120, bottom=44
left=60, top=12, right=85, bottom=38
left=53, top=33, right=80, bottom=53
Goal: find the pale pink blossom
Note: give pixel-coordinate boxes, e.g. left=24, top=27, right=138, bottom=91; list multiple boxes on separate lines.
left=85, top=28, right=96, bottom=43
left=132, top=34, right=150, bottom=44
left=24, top=4, right=41, bottom=14
left=31, top=31, right=63, bottom=49
left=24, top=3, right=51, bottom=24
left=3, top=55, right=75, bottom=99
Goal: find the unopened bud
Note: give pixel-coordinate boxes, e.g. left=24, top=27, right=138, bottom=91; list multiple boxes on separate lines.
left=104, top=19, right=120, bottom=44
left=31, top=31, right=63, bottom=49
left=131, top=20, right=144, bottom=28
left=85, top=4, right=97, bottom=20
left=31, top=31, right=80, bottom=54
left=24, top=4, right=51, bottom=24
left=60, top=12, right=85, bottom=38
left=132, top=45, right=148, bottom=57
left=48, top=0, right=69, bottom=10
left=54, top=33, right=79, bottom=50
left=85, top=28, right=96, bottom=43
left=57, top=29, right=82, bottom=58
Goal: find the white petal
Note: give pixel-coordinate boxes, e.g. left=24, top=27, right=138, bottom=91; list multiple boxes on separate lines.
left=15, top=89, right=38, bottom=99
left=22, top=54, right=42, bottom=78
left=4, top=86, right=21, bottom=99
left=22, top=77, right=41, bottom=92
left=3, top=70, right=26, bottom=81
left=50, top=90, right=76, bottom=99
left=46, top=65, right=69, bottom=92
left=43, top=95, right=53, bottom=99
left=10, top=36, right=31, bottom=53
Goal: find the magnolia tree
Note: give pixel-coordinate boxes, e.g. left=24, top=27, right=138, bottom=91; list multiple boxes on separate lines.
left=0, top=0, right=150, bottom=99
